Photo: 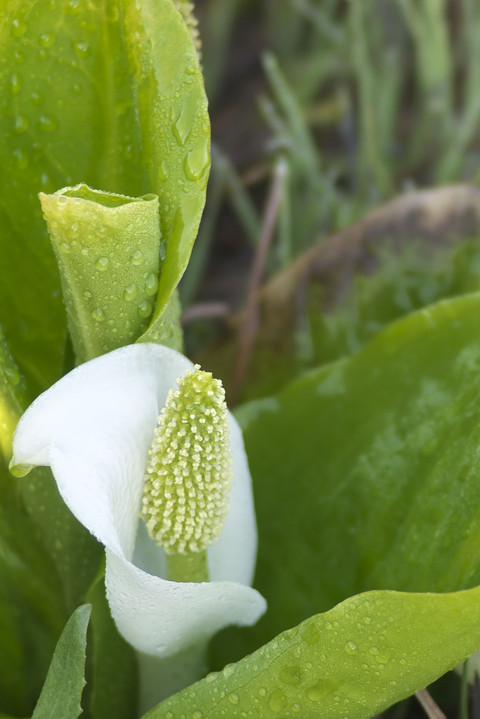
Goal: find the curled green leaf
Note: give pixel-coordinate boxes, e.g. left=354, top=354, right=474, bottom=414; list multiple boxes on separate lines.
left=40, top=185, right=161, bottom=362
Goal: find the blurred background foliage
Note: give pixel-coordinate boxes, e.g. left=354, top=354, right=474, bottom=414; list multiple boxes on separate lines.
left=182, top=0, right=480, bottom=404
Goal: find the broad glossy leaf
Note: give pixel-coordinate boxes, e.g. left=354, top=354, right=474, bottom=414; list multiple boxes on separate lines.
left=0, top=0, right=208, bottom=391
left=213, top=292, right=480, bottom=662
left=0, top=461, right=66, bottom=716
left=146, top=586, right=480, bottom=719
left=32, top=604, right=91, bottom=719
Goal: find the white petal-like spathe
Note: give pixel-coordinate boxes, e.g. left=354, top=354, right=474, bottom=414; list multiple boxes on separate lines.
left=12, top=344, right=266, bottom=657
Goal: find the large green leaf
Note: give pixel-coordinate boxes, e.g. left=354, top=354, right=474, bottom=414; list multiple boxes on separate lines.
left=84, top=567, right=137, bottom=719
left=213, top=292, right=480, bottom=663
left=0, top=0, right=208, bottom=392
left=146, top=586, right=480, bottom=719
left=32, top=604, right=91, bottom=719
left=0, top=461, right=66, bottom=717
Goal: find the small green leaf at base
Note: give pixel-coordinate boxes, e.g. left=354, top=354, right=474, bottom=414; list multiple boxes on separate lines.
left=32, top=604, right=91, bottom=719
left=143, top=586, right=480, bottom=719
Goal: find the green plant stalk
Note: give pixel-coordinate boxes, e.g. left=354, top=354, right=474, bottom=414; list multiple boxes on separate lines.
left=397, top=0, right=452, bottom=165
left=202, top=0, right=242, bottom=101
left=348, top=0, right=393, bottom=197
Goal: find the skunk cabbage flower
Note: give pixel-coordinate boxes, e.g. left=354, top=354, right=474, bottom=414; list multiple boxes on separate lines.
left=11, top=344, right=266, bottom=658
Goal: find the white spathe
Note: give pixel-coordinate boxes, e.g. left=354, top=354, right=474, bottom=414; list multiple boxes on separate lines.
left=12, top=344, right=266, bottom=657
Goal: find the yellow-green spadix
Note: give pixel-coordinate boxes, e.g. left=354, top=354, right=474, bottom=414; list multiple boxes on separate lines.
left=142, top=366, right=232, bottom=555
left=10, top=344, right=266, bottom=658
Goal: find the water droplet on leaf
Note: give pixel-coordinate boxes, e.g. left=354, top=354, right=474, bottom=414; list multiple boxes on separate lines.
left=96, top=256, right=109, bottom=271
left=11, top=18, right=27, bottom=37
left=130, top=250, right=144, bottom=266
left=92, top=308, right=105, bottom=322
left=138, top=299, right=152, bottom=318
left=268, top=689, right=287, bottom=713
left=123, top=283, right=137, bottom=302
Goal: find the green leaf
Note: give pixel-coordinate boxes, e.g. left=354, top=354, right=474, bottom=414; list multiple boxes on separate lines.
left=32, top=604, right=91, bottom=719
left=40, top=185, right=162, bottom=363
left=18, top=466, right=104, bottom=613
left=0, top=326, right=28, bottom=463
left=84, top=567, right=138, bottom=719
left=0, top=0, right=208, bottom=391
left=214, top=292, right=480, bottom=662
left=145, top=586, right=480, bottom=719
left=0, top=461, right=66, bottom=717
left=124, top=0, right=210, bottom=324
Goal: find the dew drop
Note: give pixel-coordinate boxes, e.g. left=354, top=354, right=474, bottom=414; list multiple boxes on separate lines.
left=223, top=663, right=236, bottom=678
left=96, top=256, right=109, bottom=271
left=30, top=91, right=44, bottom=105
left=302, top=623, right=320, bottom=645
left=13, top=148, right=28, bottom=170
left=39, top=32, right=55, bottom=47
left=14, top=50, right=25, bottom=64
left=158, top=159, right=169, bottom=182
left=11, top=18, right=27, bottom=37
left=38, top=114, right=58, bottom=132
left=145, top=273, right=158, bottom=296
left=192, top=712, right=203, bottom=719
left=5, top=367, right=20, bottom=386
left=159, top=240, right=166, bottom=261
left=205, top=671, right=218, bottom=683
left=279, top=665, right=302, bottom=685
left=184, top=141, right=209, bottom=182
left=61, top=242, right=71, bottom=253
left=291, top=704, right=301, bottom=713
left=259, top=687, right=267, bottom=697
left=228, top=693, right=239, bottom=705
left=123, top=283, right=137, bottom=302
left=306, top=681, right=335, bottom=702
left=72, top=82, right=83, bottom=95
left=66, top=0, right=81, bottom=14
left=72, top=40, right=91, bottom=58
left=130, top=249, right=144, bottom=266
left=138, top=300, right=152, bottom=318
left=84, top=290, right=92, bottom=299
left=166, top=713, right=174, bottom=719
left=13, top=115, right=29, bottom=134
left=172, top=107, right=192, bottom=146
left=10, top=73, right=22, bottom=94
left=92, top=308, right=105, bottom=322
left=40, top=172, right=55, bottom=191
left=268, top=689, right=287, bottom=713
left=345, top=640, right=358, bottom=655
